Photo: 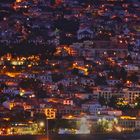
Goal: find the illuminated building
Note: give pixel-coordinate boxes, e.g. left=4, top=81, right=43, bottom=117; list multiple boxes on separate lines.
left=124, top=89, right=140, bottom=103
left=45, top=108, right=56, bottom=119
left=118, top=116, right=140, bottom=131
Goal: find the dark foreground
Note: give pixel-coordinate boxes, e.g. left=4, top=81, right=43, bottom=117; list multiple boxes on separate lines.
left=0, top=133, right=140, bottom=140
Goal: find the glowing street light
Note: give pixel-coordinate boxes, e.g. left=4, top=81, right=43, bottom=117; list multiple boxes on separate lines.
left=39, top=122, right=45, bottom=127
left=16, top=0, right=22, bottom=3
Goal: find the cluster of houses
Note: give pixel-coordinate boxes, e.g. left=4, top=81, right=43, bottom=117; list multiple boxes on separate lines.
left=0, top=0, right=140, bottom=133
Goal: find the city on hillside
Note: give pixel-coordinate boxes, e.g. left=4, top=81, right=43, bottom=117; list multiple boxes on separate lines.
left=0, top=0, right=140, bottom=136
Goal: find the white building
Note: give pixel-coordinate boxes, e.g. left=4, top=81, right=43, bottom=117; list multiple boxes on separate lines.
left=77, top=28, right=94, bottom=40
left=123, top=88, right=140, bottom=103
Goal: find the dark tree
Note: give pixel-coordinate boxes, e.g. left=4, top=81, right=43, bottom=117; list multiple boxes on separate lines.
left=52, top=74, right=64, bottom=82
left=19, top=78, right=42, bottom=90
left=72, top=68, right=79, bottom=75
left=120, top=67, right=127, bottom=81
left=108, top=96, right=118, bottom=108
left=135, top=97, right=140, bottom=109
left=95, top=75, right=107, bottom=86
left=98, top=96, right=106, bottom=106
left=129, top=73, right=139, bottom=83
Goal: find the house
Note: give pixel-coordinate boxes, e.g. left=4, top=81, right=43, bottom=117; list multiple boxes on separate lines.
left=107, top=79, right=121, bottom=86
left=44, top=108, right=57, bottom=119
left=75, top=92, right=92, bottom=100
left=118, top=116, right=140, bottom=131
left=63, top=99, right=74, bottom=106
left=82, top=102, right=106, bottom=115
left=21, top=72, right=52, bottom=83
left=93, top=87, right=124, bottom=101
left=56, top=105, right=83, bottom=117
left=2, top=100, right=32, bottom=110
left=101, top=109, right=122, bottom=117
left=79, top=77, right=95, bottom=86
left=124, top=64, right=139, bottom=72
left=123, top=88, right=140, bottom=103
left=77, top=28, right=94, bottom=40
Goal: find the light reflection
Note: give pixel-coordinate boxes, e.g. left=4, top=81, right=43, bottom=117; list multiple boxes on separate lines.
left=36, top=137, right=50, bottom=140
